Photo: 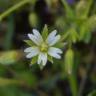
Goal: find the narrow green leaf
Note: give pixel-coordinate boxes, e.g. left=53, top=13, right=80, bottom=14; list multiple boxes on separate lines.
left=61, top=0, right=74, bottom=18
left=79, top=15, right=96, bottom=42
left=75, top=0, right=93, bottom=18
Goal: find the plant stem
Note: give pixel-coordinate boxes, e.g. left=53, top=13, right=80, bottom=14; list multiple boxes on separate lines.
left=68, top=74, right=78, bottom=96
left=0, top=0, right=30, bottom=21
left=78, top=63, right=91, bottom=96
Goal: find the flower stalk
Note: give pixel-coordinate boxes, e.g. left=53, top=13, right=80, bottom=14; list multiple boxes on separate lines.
left=0, top=0, right=30, bottom=21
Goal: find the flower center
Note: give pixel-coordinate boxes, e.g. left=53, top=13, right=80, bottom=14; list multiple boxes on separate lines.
left=40, top=43, right=48, bottom=52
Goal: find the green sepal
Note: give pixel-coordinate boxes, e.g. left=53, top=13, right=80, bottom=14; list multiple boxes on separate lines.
left=30, top=56, right=38, bottom=65
left=24, top=40, right=34, bottom=46
left=42, top=24, right=48, bottom=40
left=48, top=55, right=53, bottom=63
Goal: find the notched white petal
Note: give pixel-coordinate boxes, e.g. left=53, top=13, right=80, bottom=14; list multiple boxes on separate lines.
left=28, top=34, right=41, bottom=45
left=38, top=53, right=47, bottom=66
left=49, top=47, right=63, bottom=54
left=33, top=29, right=43, bottom=42
left=24, top=47, right=35, bottom=53
left=48, top=47, right=62, bottom=59
left=42, top=53, right=47, bottom=66
left=26, top=47, right=39, bottom=58
left=46, top=30, right=57, bottom=44
left=48, top=35, right=61, bottom=46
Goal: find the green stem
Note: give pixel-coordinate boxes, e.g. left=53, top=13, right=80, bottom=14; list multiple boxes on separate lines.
left=68, top=74, right=78, bottom=96
left=0, top=0, right=30, bottom=21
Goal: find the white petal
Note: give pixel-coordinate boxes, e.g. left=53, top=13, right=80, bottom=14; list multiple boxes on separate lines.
left=24, top=47, right=35, bottom=53
left=46, top=30, right=57, bottom=44
left=48, top=47, right=62, bottom=59
left=28, top=34, right=41, bottom=45
left=48, top=35, right=61, bottom=46
left=33, top=29, right=43, bottom=43
left=26, top=47, right=39, bottom=58
left=38, top=53, right=47, bottom=66
left=49, top=47, right=63, bottom=54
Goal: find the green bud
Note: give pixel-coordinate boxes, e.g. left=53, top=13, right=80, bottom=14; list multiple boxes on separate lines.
left=29, top=12, right=38, bottom=27
left=64, top=49, right=74, bottom=74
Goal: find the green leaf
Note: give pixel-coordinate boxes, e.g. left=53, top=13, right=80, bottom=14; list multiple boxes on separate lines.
left=42, top=24, right=48, bottom=40
left=87, top=15, right=96, bottom=31
left=24, top=40, right=34, bottom=46
left=75, top=0, right=93, bottom=18
left=64, top=49, right=74, bottom=74
left=61, top=0, right=74, bottom=19
left=79, top=15, right=96, bottom=42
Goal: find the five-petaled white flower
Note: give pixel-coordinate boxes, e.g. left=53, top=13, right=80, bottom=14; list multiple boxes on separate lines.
left=24, top=29, right=63, bottom=67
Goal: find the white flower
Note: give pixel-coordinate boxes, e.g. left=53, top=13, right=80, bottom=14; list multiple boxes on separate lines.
left=24, top=29, right=63, bottom=66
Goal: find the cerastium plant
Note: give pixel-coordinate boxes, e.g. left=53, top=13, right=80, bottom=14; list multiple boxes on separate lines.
left=0, top=0, right=95, bottom=96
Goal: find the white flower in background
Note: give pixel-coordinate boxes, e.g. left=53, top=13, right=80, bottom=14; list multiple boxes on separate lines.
left=24, top=27, right=63, bottom=68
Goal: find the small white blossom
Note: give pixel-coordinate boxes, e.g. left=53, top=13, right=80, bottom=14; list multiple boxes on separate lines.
left=24, top=29, right=63, bottom=66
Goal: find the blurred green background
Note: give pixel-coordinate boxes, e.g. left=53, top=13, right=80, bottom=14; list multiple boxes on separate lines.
left=0, top=0, right=96, bottom=96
